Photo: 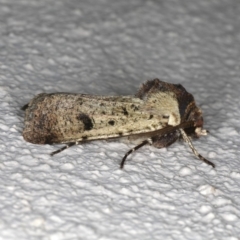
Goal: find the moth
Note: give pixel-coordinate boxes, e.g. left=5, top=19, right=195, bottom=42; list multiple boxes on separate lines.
left=22, top=79, right=215, bottom=168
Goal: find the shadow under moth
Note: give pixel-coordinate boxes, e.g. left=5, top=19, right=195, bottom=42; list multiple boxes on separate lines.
left=22, top=79, right=215, bottom=169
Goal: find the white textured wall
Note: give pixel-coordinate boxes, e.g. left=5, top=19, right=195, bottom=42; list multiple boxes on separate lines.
left=0, top=0, right=240, bottom=239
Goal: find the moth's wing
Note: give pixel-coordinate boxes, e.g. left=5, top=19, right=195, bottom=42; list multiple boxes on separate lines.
left=23, top=93, right=169, bottom=144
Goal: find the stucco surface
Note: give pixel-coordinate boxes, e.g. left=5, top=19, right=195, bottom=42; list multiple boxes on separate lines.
left=0, top=0, right=240, bottom=239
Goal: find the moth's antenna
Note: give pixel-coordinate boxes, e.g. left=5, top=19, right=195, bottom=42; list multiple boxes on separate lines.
left=120, top=138, right=152, bottom=169
left=179, top=128, right=215, bottom=168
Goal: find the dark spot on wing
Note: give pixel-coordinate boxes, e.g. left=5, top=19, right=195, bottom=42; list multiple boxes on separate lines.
left=130, top=104, right=139, bottom=111
left=108, top=120, right=115, bottom=126
left=77, top=113, right=93, bottom=131
left=122, top=107, right=128, bottom=116
left=82, top=135, right=88, bottom=140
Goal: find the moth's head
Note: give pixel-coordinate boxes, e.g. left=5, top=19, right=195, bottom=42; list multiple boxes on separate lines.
left=184, top=105, right=207, bottom=137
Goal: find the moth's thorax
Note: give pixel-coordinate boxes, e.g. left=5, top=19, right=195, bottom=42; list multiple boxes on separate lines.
left=136, top=79, right=208, bottom=138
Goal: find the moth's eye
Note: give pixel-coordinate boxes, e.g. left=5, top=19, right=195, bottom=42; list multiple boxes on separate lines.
left=162, top=115, right=169, bottom=119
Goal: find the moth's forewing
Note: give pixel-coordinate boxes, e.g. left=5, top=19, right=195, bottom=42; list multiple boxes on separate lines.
left=23, top=92, right=168, bottom=144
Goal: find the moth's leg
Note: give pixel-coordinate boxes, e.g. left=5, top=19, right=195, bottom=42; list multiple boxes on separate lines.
left=179, top=128, right=215, bottom=168
left=151, top=131, right=179, bottom=148
left=120, top=138, right=152, bottom=169
left=50, top=142, right=76, bottom=156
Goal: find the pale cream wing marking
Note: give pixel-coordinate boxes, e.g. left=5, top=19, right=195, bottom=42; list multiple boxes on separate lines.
left=141, top=91, right=181, bottom=126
